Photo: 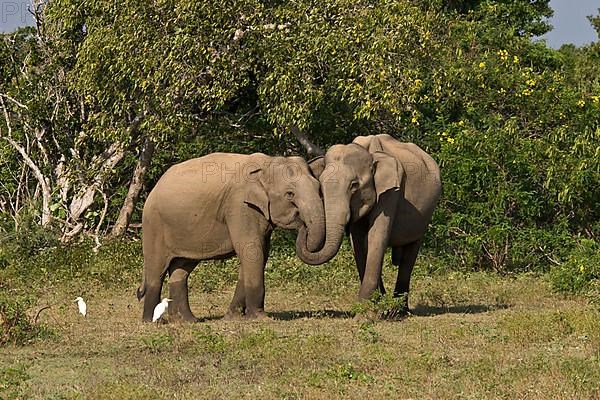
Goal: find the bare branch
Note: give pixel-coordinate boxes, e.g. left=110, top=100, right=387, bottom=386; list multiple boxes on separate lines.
left=0, top=94, right=28, bottom=110
left=0, top=96, right=52, bottom=226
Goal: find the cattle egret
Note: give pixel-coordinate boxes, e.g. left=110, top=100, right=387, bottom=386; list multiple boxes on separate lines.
left=74, top=296, right=87, bottom=317
left=152, top=298, right=172, bottom=322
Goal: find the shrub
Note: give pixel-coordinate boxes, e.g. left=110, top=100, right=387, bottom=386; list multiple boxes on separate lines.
left=550, top=239, right=600, bottom=294
left=0, top=294, right=53, bottom=346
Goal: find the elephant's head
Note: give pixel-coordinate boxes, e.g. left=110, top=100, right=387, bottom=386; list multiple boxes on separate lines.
left=296, top=141, right=401, bottom=265
left=244, top=156, right=325, bottom=252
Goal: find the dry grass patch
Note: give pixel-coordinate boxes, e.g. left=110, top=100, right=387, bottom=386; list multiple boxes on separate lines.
left=1, top=270, right=599, bottom=399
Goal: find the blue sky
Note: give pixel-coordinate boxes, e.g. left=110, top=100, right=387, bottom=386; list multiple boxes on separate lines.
left=0, top=0, right=599, bottom=48
left=541, top=0, right=599, bottom=48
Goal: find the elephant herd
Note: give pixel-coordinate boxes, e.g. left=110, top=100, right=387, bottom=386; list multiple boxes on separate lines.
left=137, top=134, right=441, bottom=322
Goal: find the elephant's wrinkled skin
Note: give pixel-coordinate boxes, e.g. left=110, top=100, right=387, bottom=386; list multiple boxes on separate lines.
left=297, top=134, right=441, bottom=314
left=138, top=153, right=324, bottom=322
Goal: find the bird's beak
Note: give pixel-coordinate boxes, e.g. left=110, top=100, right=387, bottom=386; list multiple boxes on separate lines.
left=166, top=299, right=173, bottom=302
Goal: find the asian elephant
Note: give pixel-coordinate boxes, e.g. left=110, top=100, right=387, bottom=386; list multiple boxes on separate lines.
left=137, top=153, right=324, bottom=322
left=296, top=134, right=441, bottom=315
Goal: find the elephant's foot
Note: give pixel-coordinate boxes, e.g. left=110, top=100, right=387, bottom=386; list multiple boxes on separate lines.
left=168, top=280, right=199, bottom=322
left=244, top=310, right=273, bottom=321
left=167, top=299, right=199, bottom=323
left=381, top=295, right=410, bottom=320
left=380, top=306, right=410, bottom=321
left=223, top=309, right=245, bottom=321
left=223, top=302, right=245, bottom=321
left=169, top=311, right=200, bottom=323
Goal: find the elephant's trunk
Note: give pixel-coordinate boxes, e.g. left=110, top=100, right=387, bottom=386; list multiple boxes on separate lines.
left=296, top=190, right=349, bottom=265
left=299, top=197, right=326, bottom=253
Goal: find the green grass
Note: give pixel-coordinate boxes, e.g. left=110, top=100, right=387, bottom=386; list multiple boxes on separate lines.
left=0, top=238, right=599, bottom=399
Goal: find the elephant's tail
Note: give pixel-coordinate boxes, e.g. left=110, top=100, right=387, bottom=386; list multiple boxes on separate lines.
left=136, top=276, right=146, bottom=301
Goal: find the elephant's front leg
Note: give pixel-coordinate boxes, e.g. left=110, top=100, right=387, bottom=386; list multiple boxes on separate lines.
left=234, top=236, right=271, bottom=320
left=350, top=220, right=385, bottom=294
left=357, top=195, right=397, bottom=300
left=167, top=258, right=198, bottom=322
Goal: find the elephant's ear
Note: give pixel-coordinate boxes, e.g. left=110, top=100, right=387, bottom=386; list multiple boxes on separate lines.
left=244, top=169, right=270, bottom=220
left=372, top=152, right=402, bottom=200
left=308, top=156, right=325, bottom=179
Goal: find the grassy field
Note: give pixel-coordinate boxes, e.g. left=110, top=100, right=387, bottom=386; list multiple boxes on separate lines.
left=1, top=242, right=599, bottom=399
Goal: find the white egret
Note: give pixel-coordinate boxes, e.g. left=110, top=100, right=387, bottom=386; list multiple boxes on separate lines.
left=152, top=298, right=172, bottom=322
left=74, top=296, right=87, bottom=317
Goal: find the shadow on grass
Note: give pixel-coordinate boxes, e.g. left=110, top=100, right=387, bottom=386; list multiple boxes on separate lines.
left=269, top=309, right=353, bottom=320
left=411, top=303, right=510, bottom=317
left=195, top=304, right=508, bottom=321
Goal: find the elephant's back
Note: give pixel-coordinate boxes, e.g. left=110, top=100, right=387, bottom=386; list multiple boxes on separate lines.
left=378, top=137, right=438, bottom=173
left=151, top=152, right=267, bottom=193
left=144, top=152, right=268, bottom=221
left=378, top=136, right=441, bottom=228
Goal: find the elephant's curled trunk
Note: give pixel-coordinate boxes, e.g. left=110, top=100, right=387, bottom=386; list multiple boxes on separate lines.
left=295, top=198, right=348, bottom=265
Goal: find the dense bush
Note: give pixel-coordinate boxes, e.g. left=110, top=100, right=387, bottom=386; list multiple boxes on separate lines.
left=550, top=239, right=600, bottom=294
left=0, top=294, right=53, bottom=346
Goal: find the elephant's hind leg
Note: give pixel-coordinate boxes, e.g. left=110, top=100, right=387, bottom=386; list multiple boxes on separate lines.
left=168, top=258, right=198, bottom=322
left=392, top=240, right=422, bottom=314
left=142, top=254, right=169, bottom=322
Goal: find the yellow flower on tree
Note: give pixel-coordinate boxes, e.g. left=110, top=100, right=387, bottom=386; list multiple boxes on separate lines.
left=478, top=62, right=486, bottom=69
left=577, top=100, right=585, bottom=108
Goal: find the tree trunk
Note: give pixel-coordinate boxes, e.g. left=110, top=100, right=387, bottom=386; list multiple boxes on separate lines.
left=110, top=136, right=155, bottom=238
left=292, top=126, right=324, bottom=157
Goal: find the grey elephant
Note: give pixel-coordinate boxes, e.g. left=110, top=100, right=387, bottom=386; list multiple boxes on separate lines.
left=295, top=134, right=441, bottom=315
left=137, top=153, right=324, bottom=322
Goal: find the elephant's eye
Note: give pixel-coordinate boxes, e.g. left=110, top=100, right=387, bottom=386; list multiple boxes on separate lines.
left=350, top=180, right=360, bottom=193
left=285, top=191, right=295, bottom=200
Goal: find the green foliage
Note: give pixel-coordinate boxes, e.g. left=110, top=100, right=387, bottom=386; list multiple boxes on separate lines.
left=0, top=237, right=142, bottom=290
left=1, top=0, right=598, bottom=284
left=411, top=5, right=600, bottom=274
left=0, top=207, right=61, bottom=258
left=550, top=239, right=600, bottom=294
left=0, top=294, right=53, bottom=346
left=190, top=258, right=238, bottom=293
